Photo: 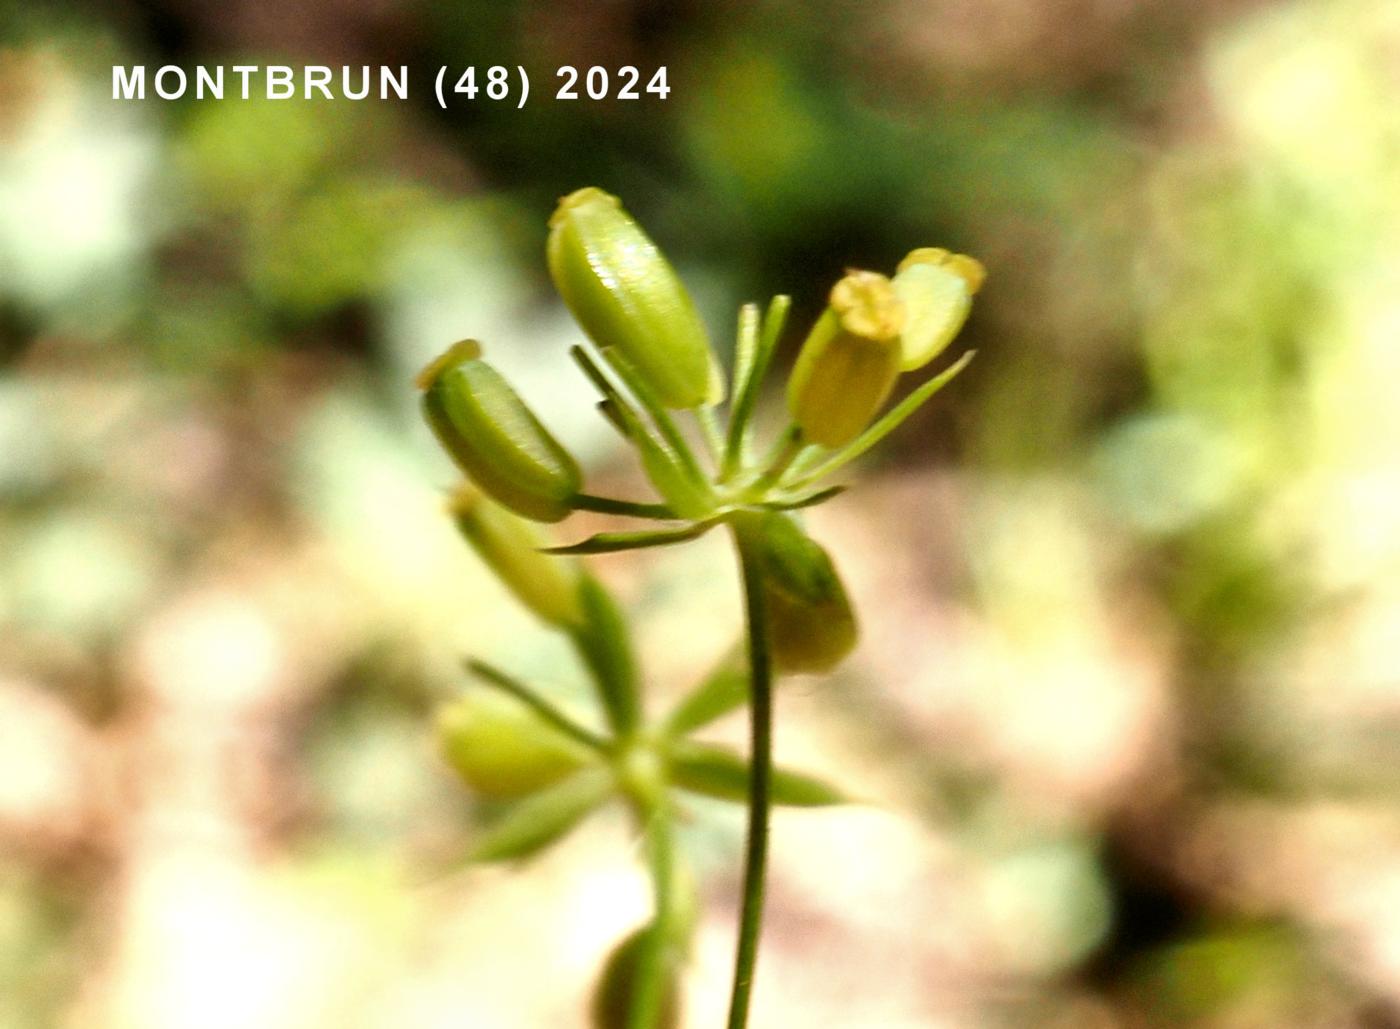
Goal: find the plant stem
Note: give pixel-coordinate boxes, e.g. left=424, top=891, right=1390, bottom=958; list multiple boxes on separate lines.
left=628, top=798, right=675, bottom=1029
left=695, top=406, right=726, bottom=467
left=751, top=424, right=806, bottom=493
left=601, top=349, right=710, bottom=490
left=464, top=659, right=611, bottom=753
left=723, top=296, right=791, bottom=483
left=725, top=519, right=773, bottom=1029
left=721, top=303, right=763, bottom=482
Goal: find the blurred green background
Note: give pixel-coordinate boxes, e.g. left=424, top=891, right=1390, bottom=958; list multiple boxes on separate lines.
left=3, top=0, right=1400, bottom=1026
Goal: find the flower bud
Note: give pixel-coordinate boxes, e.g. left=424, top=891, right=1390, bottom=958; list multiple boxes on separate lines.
left=591, top=928, right=681, bottom=1029
left=548, top=187, right=721, bottom=409
left=744, top=512, right=857, bottom=674
left=436, top=690, right=591, bottom=799
left=892, top=247, right=984, bottom=370
left=418, top=340, right=581, bottom=522
left=448, top=486, right=583, bottom=627
left=786, top=270, right=905, bottom=448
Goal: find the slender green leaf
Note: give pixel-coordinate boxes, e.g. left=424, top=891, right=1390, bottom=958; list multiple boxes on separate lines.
left=597, top=399, right=631, bottom=439
left=757, top=485, right=848, bottom=512
left=730, top=303, right=762, bottom=409
left=571, top=347, right=714, bottom=519
left=695, top=405, right=725, bottom=465
left=786, top=444, right=827, bottom=479
left=757, top=296, right=791, bottom=382
left=570, top=493, right=678, bottom=520
left=572, top=346, right=663, bottom=468
left=723, top=295, right=790, bottom=478
left=467, top=768, right=614, bottom=863
left=569, top=574, right=641, bottom=734
left=602, top=348, right=709, bottom=488
left=662, top=647, right=748, bottom=736
left=668, top=741, right=848, bottom=807
left=721, top=303, right=762, bottom=479
left=463, top=659, right=610, bottom=753
left=545, top=522, right=716, bottom=555
left=632, top=431, right=716, bottom=520
left=621, top=801, right=686, bottom=1029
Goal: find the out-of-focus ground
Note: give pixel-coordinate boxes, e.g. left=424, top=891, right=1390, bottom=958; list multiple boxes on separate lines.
left=3, top=0, right=1400, bottom=1025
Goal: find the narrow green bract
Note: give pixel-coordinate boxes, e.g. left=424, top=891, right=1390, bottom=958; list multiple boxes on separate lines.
left=668, top=741, right=847, bottom=807
left=570, top=575, right=642, bottom=736
left=548, top=187, right=721, bottom=410
left=466, top=770, right=614, bottom=864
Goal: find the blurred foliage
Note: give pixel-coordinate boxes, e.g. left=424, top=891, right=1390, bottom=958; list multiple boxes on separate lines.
left=3, top=0, right=1400, bottom=1025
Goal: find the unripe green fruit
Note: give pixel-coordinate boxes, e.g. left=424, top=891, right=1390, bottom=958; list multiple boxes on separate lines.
left=419, top=340, right=581, bottom=523
left=591, top=929, right=681, bottom=1029
left=746, top=512, right=858, bottom=674
left=436, top=691, right=591, bottom=799
left=548, top=187, right=721, bottom=410
left=449, top=486, right=583, bottom=627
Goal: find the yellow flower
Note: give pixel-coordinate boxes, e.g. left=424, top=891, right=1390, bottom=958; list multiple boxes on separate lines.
left=786, top=270, right=905, bottom=448
left=892, top=247, right=984, bottom=370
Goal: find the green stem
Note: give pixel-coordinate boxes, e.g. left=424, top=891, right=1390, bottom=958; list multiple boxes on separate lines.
left=601, top=350, right=710, bottom=491
left=572, top=493, right=678, bottom=520
left=464, top=659, right=611, bottom=753
left=725, top=519, right=773, bottom=1029
left=751, top=424, right=806, bottom=493
left=722, top=296, right=791, bottom=483
left=721, top=303, right=763, bottom=482
left=695, top=407, right=726, bottom=467
left=628, top=798, right=676, bottom=1029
